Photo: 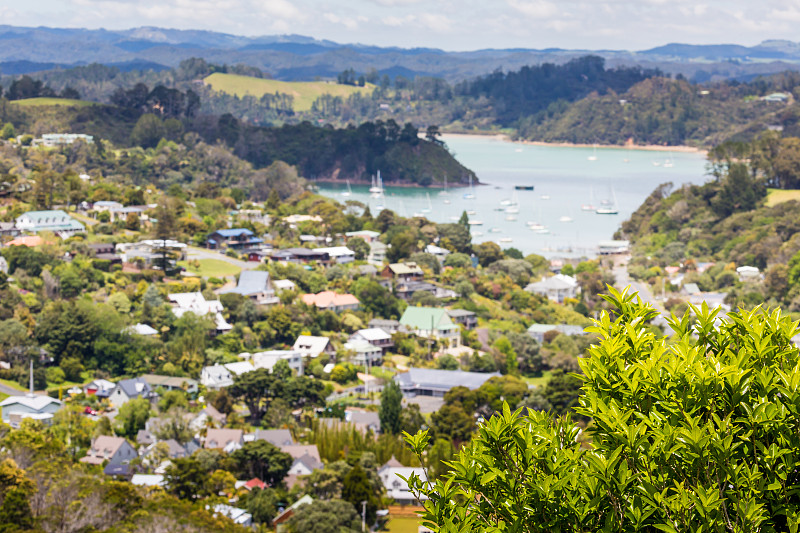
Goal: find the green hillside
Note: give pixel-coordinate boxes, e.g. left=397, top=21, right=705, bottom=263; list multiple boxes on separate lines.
left=203, top=72, right=374, bottom=112
left=10, top=97, right=96, bottom=108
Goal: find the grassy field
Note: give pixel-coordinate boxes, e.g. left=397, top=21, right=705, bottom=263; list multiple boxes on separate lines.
left=766, top=188, right=800, bottom=207
left=522, top=370, right=553, bottom=389
left=203, top=73, right=375, bottom=112
left=10, top=97, right=96, bottom=108
left=178, top=259, right=242, bottom=278
left=386, top=517, right=422, bottom=533
left=0, top=379, right=27, bottom=392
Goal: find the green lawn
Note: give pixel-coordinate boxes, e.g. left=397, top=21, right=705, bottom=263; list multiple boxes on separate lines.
left=766, top=188, right=800, bottom=207
left=10, top=97, right=96, bottom=107
left=522, top=370, right=553, bottom=389
left=178, top=259, right=242, bottom=278
left=386, top=517, right=422, bottom=533
left=0, top=379, right=27, bottom=392
left=203, top=73, right=375, bottom=112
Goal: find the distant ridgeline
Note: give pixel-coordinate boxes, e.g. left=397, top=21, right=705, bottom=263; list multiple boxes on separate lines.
left=618, top=134, right=800, bottom=307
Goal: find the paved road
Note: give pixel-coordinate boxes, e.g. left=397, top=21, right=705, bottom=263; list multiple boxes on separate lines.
left=612, top=261, right=670, bottom=328
left=184, top=247, right=258, bottom=271
left=0, top=382, right=25, bottom=396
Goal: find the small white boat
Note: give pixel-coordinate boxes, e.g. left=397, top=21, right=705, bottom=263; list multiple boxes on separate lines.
left=463, top=175, right=476, bottom=199
left=596, top=207, right=618, bottom=215
left=439, top=174, right=450, bottom=196
left=515, top=148, right=523, bottom=153
left=588, top=144, right=598, bottom=161
left=500, top=199, right=512, bottom=206
left=413, top=212, right=425, bottom=218
left=528, top=222, right=545, bottom=230
left=467, top=210, right=476, bottom=215
left=559, top=215, right=573, bottom=223
left=421, top=193, right=432, bottom=213
left=472, top=231, right=484, bottom=237
left=540, top=195, right=550, bottom=200
left=468, top=220, right=483, bottom=226
left=505, top=215, right=517, bottom=221
left=505, top=206, right=519, bottom=214
left=652, top=161, right=662, bottom=167
left=369, top=171, right=383, bottom=194
left=489, top=227, right=502, bottom=233
left=341, top=179, right=352, bottom=197
left=443, top=199, right=451, bottom=204
left=534, top=228, right=550, bottom=234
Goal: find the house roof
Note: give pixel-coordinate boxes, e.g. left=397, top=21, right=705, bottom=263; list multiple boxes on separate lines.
left=280, top=444, right=321, bottom=462
left=131, top=474, right=165, bottom=486
left=5, top=235, right=44, bottom=247
left=273, top=279, right=296, bottom=290
left=127, top=323, right=159, bottom=336
left=219, top=270, right=271, bottom=297
left=244, top=478, right=267, bottom=490
left=386, top=262, right=424, bottom=275
left=0, top=394, right=62, bottom=411
left=353, top=328, right=392, bottom=341
left=250, top=429, right=295, bottom=447
left=347, top=410, right=380, bottom=431
left=301, top=291, right=359, bottom=309
left=446, top=309, right=475, bottom=318
left=399, top=306, right=455, bottom=331
left=81, top=436, right=128, bottom=464
left=292, top=335, right=330, bottom=357
left=141, top=374, right=198, bottom=390
left=205, top=428, right=244, bottom=449
left=380, top=456, right=404, bottom=470
left=345, top=340, right=382, bottom=354
left=527, top=324, right=586, bottom=336
left=314, top=246, right=355, bottom=257
left=224, top=361, right=256, bottom=375
left=425, top=244, right=451, bottom=256
left=395, top=367, right=500, bottom=392
left=292, top=452, right=324, bottom=471
left=346, top=230, right=380, bottom=238
left=683, top=283, right=701, bottom=295
left=526, top=274, right=578, bottom=291
left=115, top=377, right=151, bottom=398
left=214, top=228, right=254, bottom=238
left=17, top=210, right=84, bottom=231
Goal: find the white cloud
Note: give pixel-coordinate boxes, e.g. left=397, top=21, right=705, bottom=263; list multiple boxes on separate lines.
left=506, top=0, right=559, bottom=19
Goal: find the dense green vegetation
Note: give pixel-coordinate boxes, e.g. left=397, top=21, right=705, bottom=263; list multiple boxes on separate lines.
left=406, top=289, right=800, bottom=532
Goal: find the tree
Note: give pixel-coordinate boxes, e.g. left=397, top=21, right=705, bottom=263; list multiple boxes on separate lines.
left=342, top=465, right=379, bottom=525
left=231, top=440, right=293, bottom=486
left=429, top=403, right=474, bottom=444
left=474, top=241, right=503, bottom=267
left=287, top=499, right=361, bottom=533
left=115, top=398, right=151, bottom=438
left=164, top=457, right=208, bottom=501
left=399, top=403, right=426, bottom=435
left=405, top=287, right=800, bottom=532
left=379, top=381, right=403, bottom=434
left=348, top=237, right=370, bottom=261
left=244, top=487, right=279, bottom=525
left=130, top=113, right=165, bottom=149
left=125, top=212, right=140, bottom=231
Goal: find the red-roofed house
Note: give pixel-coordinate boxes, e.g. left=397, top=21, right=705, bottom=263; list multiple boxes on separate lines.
left=243, top=478, right=267, bottom=491
left=301, top=291, right=360, bottom=312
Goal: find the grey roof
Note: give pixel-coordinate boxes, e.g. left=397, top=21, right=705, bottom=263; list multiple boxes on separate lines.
left=446, top=309, right=476, bottom=318
left=163, top=439, right=187, bottom=458
left=683, top=283, right=701, bottom=295
left=137, top=429, right=156, bottom=446
left=251, top=429, right=295, bottom=447
left=115, top=377, right=152, bottom=399
left=527, top=324, right=586, bottom=336
left=348, top=411, right=380, bottom=431
left=219, top=270, right=271, bottom=297
left=395, top=367, right=500, bottom=393
left=293, top=452, right=324, bottom=471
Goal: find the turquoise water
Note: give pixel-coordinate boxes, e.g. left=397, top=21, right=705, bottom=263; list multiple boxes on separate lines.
left=317, top=135, right=709, bottom=257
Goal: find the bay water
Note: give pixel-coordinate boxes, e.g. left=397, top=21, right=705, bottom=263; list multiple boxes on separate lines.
left=316, top=134, right=709, bottom=257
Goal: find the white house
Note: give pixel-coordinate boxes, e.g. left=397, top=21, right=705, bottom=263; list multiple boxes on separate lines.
left=737, top=266, right=761, bottom=282
left=218, top=271, right=280, bottom=306
left=287, top=453, right=324, bottom=476
left=292, top=335, right=333, bottom=359
left=168, top=292, right=232, bottom=333
left=344, top=339, right=383, bottom=366
left=108, top=377, right=154, bottom=408
left=350, top=328, right=394, bottom=353
left=369, top=241, right=387, bottom=264
left=250, top=350, right=304, bottom=376
left=379, top=457, right=427, bottom=504
left=525, top=274, right=579, bottom=303
left=15, top=210, right=85, bottom=238
left=273, top=279, right=297, bottom=292
left=200, top=362, right=255, bottom=389
left=0, top=394, right=62, bottom=428
left=425, top=244, right=451, bottom=262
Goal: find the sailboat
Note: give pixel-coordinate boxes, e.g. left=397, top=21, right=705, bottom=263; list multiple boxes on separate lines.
left=596, top=185, right=619, bottom=215
left=463, top=175, right=476, bottom=199
left=505, top=191, right=519, bottom=214
left=421, top=193, right=432, bottom=213
left=438, top=174, right=449, bottom=196
left=663, top=152, right=674, bottom=168
left=341, top=179, right=352, bottom=198
left=559, top=211, right=574, bottom=223
left=369, top=171, right=382, bottom=194
left=588, top=143, right=598, bottom=161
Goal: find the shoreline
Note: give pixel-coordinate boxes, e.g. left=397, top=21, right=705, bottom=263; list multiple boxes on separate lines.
left=311, top=178, right=465, bottom=189
left=440, top=132, right=707, bottom=155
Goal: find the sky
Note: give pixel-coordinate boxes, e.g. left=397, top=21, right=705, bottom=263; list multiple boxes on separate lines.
left=2, top=0, right=800, bottom=51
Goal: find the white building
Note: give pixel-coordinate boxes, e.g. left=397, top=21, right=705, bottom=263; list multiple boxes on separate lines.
left=344, top=339, right=383, bottom=366
left=168, top=292, right=232, bottom=333
left=15, top=210, right=85, bottom=238
left=200, top=362, right=255, bottom=389
left=424, top=244, right=451, bottom=262
left=250, top=350, right=304, bottom=376
left=292, top=335, right=333, bottom=359
left=314, top=246, right=356, bottom=264
left=525, top=274, right=579, bottom=303
left=737, top=266, right=761, bottom=282
left=379, top=457, right=427, bottom=505
left=0, top=394, right=62, bottom=428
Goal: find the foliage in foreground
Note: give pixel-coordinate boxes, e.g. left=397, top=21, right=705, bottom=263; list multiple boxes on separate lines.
left=405, top=287, right=800, bottom=532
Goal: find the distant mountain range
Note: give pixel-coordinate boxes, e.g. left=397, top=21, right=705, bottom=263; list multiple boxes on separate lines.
left=2, top=25, right=800, bottom=83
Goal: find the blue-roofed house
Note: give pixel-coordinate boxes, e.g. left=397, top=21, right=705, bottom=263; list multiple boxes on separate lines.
left=206, top=228, right=263, bottom=251
left=109, top=377, right=154, bottom=408
left=218, top=270, right=280, bottom=306
left=15, top=210, right=85, bottom=238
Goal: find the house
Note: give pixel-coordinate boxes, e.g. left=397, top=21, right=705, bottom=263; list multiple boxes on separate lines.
left=270, top=248, right=330, bottom=265
left=131, top=474, right=165, bottom=487
left=761, top=92, right=791, bottom=103
left=206, top=228, right=263, bottom=250
left=395, top=280, right=438, bottom=301
left=83, top=379, right=115, bottom=398
left=117, top=239, right=187, bottom=268
left=394, top=367, right=500, bottom=397
left=350, top=328, right=394, bottom=353
left=527, top=324, right=587, bottom=343
left=368, top=319, right=405, bottom=334
left=737, top=266, right=760, bottom=282
left=168, top=292, right=232, bottom=333
left=287, top=453, right=324, bottom=476
left=247, top=429, right=295, bottom=447
left=345, top=230, right=381, bottom=243
left=109, top=377, right=154, bottom=408
left=379, top=457, right=427, bottom=504
left=126, top=323, right=159, bottom=336
left=344, top=339, right=383, bottom=366
left=15, top=210, right=85, bottom=238
left=218, top=270, right=280, bottom=306
left=358, top=264, right=378, bottom=276
left=682, top=283, right=702, bottom=296
left=140, top=374, right=199, bottom=394
left=39, top=133, right=94, bottom=146
left=273, top=279, right=297, bottom=292
left=200, top=362, right=255, bottom=389
left=142, top=439, right=189, bottom=460
left=368, top=241, right=387, bottom=264
left=93, top=202, right=146, bottom=222
left=90, top=242, right=120, bottom=261
left=446, top=309, right=477, bottom=330
left=382, top=262, right=424, bottom=282
left=399, top=306, right=461, bottom=348
left=524, top=274, right=579, bottom=303
left=250, top=350, right=304, bottom=376
left=598, top=240, right=630, bottom=255
left=346, top=410, right=381, bottom=433
left=80, top=436, right=138, bottom=472
left=280, top=444, right=322, bottom=464
left=205, top=428, right=244, bottom=451
left=293, top=335, right=334, bottom=359
left=314, top=246, right=355, bottom=264
left=189, top=406, right=227, bottom=432
left=246, top=249, right=273, bottom=262
left=0, top=394, right=63, bottom=428
left=136, top=429, right=156, bottom=447
left=301, top=291, right=360, bottom=312
left=0, top=222, right=19, bottom=238
left=425, top=244, right=451, bottom=262
left=273, top=495, right=313, bottom=532
left=211, top=504, right=252, bottom=527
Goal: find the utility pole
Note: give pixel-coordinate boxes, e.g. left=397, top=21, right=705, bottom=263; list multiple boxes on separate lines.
left=361, top=500, right=367, bottom=532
